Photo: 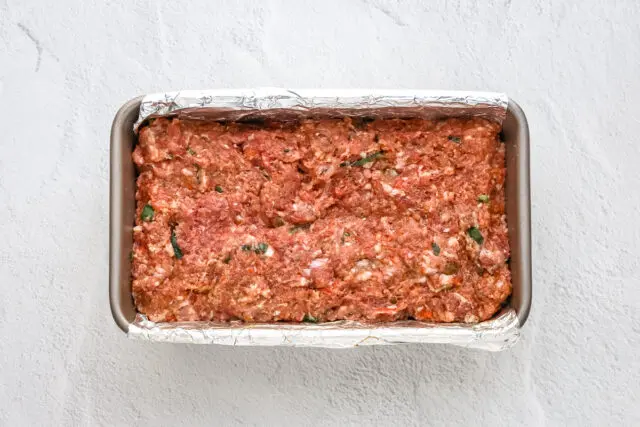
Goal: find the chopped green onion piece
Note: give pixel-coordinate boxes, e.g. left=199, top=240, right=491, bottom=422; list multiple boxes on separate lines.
left=170, top=228, right=183, bottom=259
left=141, top=204, right=154, bottom=222
left=303, top=314, right=318, bottom=323
left=432, top=242, right=441, bottom=256
left=434, top=283, right=453, bottom=293
left=448, top=136, right=461, bottom=143
left=215, top=185, right=223, bottom=193
left=289, top=224, right=311, bottom=234
left=467, top=226, right=484, bottom=245
left=351, top=151, right=384, bottom=167
left=273, top=216, right=285, bottom=227
left=443, top=262, right=460, bottom=275
left=241, top=243, right=269, bottom=254
left=187, top=147, right=196, bottom=155
left=260, top=168, right=272, bottom=180
left=354, top=117, right=375, bottom=129
left=477, top=194, right=490, bottom=203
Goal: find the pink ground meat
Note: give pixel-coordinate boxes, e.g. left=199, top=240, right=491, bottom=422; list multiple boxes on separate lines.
left=131, top=117, right=511, bottom=323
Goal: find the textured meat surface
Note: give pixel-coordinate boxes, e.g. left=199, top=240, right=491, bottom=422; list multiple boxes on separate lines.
left=131, top=117, right=511, bottom=323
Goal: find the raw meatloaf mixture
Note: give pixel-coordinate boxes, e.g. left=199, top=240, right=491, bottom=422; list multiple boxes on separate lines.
left=132, top=116, right=511, bottom=323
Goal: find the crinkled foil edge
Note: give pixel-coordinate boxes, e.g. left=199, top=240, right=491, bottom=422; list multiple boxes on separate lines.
left=134, top=88, right=508, bottom=131
left=129, top=309, right=519, bottom=351
left=129, top=88, right=517, bottom=351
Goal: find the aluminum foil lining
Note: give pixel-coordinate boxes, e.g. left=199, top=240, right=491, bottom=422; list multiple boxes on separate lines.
left=134, top=88, right=508, bottom=131
left=129, top=88, right=517, bottom=351
left=129, top=309, right=519, bottom=351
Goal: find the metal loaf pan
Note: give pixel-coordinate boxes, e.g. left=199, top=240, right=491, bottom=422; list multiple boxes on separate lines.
left=109, top=92, right=531, bottom=348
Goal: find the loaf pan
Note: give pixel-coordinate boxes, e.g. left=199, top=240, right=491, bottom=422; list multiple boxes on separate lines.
left=109, top=90, right=531, bottom=350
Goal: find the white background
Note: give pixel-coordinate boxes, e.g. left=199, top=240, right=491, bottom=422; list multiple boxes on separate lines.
left=1, top=1, right=639, bottom=426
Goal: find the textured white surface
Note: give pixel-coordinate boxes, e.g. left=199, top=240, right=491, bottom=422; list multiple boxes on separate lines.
left=1, top=0, right=639, bottom=425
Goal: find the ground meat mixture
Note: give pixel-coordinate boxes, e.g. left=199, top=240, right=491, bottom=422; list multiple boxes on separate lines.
left=131, top=116, right=511, bottom=324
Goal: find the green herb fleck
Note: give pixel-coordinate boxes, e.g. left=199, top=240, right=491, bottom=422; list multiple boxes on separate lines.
left=339, top=161, right=350, bottom=167
left=443, top=262, right=460, bottom=275
left=477, top=194, right=490, bottom=203
left=215, top=185, right=223, bottom=193
left=129, top=251, right=134, bottom=262
left=343, top=231, right=351, bottom=237
left=170, top=228, right=183, bottom=259
left=166, top=153, right=174, bottom=160
left=354, top=117, right=375, bottom=129
left=390, top=296, right=398, bottom=304
left=432, top=242, right=441, bottom=256
left=223, top=254, right=232, bottom=264
left=284, top=148, right=291, bottom=153
left=260, top=167, right=272, bottom=180
left=289, top=224, right=311, bottom=234
left=448, top=135, right=461, bottom=143
left=194, top=164, right=203, bottom=184
left=141, top=204, right=155, bottom=222
left=351, top=151, right=384, bottom=167
left=255, top=242, right=269, bottom=255
left=467, top=226, right=484, bottom=245
left=273, top=216, right=285, bottom=228
left=303, top=314, right=318, bottom=323
left=240, top=243, right=269, bottom=255
left=373, top=133, right=380, bottom=142
left=434, top=283, right=454, bottom=293
left=187, top=147, right=196, bottom=155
